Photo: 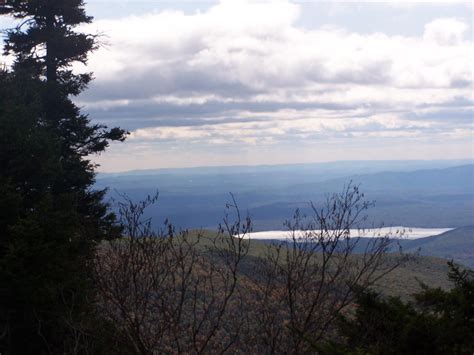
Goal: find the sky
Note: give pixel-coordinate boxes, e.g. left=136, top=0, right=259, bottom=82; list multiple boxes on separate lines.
left=1, top=1, right=473, bottom=172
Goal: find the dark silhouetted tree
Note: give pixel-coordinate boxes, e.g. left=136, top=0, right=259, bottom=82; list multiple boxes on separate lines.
left=0, top=1, right=127, bottom=353
left=336, top=261, right=474, bottom=354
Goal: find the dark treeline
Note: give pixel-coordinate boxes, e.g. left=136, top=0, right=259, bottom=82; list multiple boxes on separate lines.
left=0, top=2, right=473, bottom=354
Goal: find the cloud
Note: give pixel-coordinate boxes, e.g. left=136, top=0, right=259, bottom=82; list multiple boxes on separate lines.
left=0, top=17, right=16, bottom=66
left=81, top=4, right=472, bottom=91
left=72, top=1, right=474, bottom=169
left=423, top=18, right=468, bottom=46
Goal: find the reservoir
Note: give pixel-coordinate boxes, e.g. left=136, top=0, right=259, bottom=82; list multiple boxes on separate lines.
left=250, top=227, right=453, bottom=240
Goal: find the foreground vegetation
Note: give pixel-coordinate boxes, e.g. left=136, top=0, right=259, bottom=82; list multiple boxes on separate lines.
left=335, top=262, right=474, bottom=354
left=85, top=191, right=472, bottom=354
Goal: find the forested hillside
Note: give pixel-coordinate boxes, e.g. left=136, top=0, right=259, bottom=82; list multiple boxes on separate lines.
left=397, top=226, right=474, bottom=269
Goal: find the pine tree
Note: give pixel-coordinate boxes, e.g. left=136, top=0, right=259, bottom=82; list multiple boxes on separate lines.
left=0, top=1, right=127, bottom=353
left=335, top=262, right=474, bottom=354
left=1, top=0, right=127, bottom=236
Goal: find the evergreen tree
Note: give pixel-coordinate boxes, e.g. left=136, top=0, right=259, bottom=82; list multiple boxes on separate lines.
left=0, top=1, right=127, bottom=353
left=1, top=0, right=126, bottom=236
left=335, top=262, right=474, bottom=354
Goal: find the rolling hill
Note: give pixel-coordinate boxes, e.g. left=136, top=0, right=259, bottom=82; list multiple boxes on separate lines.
left=397, top=226, right=474, bottom=269
left=96, top=162, right=474, bottom=231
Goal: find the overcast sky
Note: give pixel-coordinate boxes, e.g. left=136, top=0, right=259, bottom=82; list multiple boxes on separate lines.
left=2, top=1, right=473, bottom=172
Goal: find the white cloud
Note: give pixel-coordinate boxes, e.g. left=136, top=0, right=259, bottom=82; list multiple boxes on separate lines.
left=423, top=18, right=468, bottom=46
left=72, top=0, right=474, bottom=169
left=0, top=17, right=16, bottom=67
left=82, top=3, right=472, bottom=92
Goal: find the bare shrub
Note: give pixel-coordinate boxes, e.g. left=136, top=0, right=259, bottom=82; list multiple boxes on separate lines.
left=242, top=184, right=406, bottom=353
left=93, top=185, right=405, bottom=353
left=93, top=193, right=250, bottom=354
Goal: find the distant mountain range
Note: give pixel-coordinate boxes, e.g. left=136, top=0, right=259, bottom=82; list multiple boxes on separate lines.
left=96, top=160, right=474, bottom=232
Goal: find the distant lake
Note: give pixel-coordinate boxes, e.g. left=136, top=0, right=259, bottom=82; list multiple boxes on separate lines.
left=250, top=227, right=453, bottom=240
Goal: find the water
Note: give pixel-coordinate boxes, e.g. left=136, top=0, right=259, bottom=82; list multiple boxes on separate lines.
left=249, top=227, right=453, bottom=240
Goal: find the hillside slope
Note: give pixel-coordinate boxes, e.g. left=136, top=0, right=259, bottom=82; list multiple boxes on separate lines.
left=398, top=226, right=474, bottom=269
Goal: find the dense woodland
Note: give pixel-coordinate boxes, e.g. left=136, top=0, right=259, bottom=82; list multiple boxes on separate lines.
left=0, top=1, right=473, bottom=354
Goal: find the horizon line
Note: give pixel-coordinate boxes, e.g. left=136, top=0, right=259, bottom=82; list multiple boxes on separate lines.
left=96, top=158, right=474, bottom=175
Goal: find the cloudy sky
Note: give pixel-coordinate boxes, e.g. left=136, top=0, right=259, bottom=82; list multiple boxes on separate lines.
left=2, top=1, right=473, bottom=172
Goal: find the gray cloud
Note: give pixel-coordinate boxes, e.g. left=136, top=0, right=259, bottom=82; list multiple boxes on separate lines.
left=70, top=1, right=473, bottom=170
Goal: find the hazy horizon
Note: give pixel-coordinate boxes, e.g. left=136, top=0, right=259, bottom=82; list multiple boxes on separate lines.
left=97, top=158, right=474, bottom=174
